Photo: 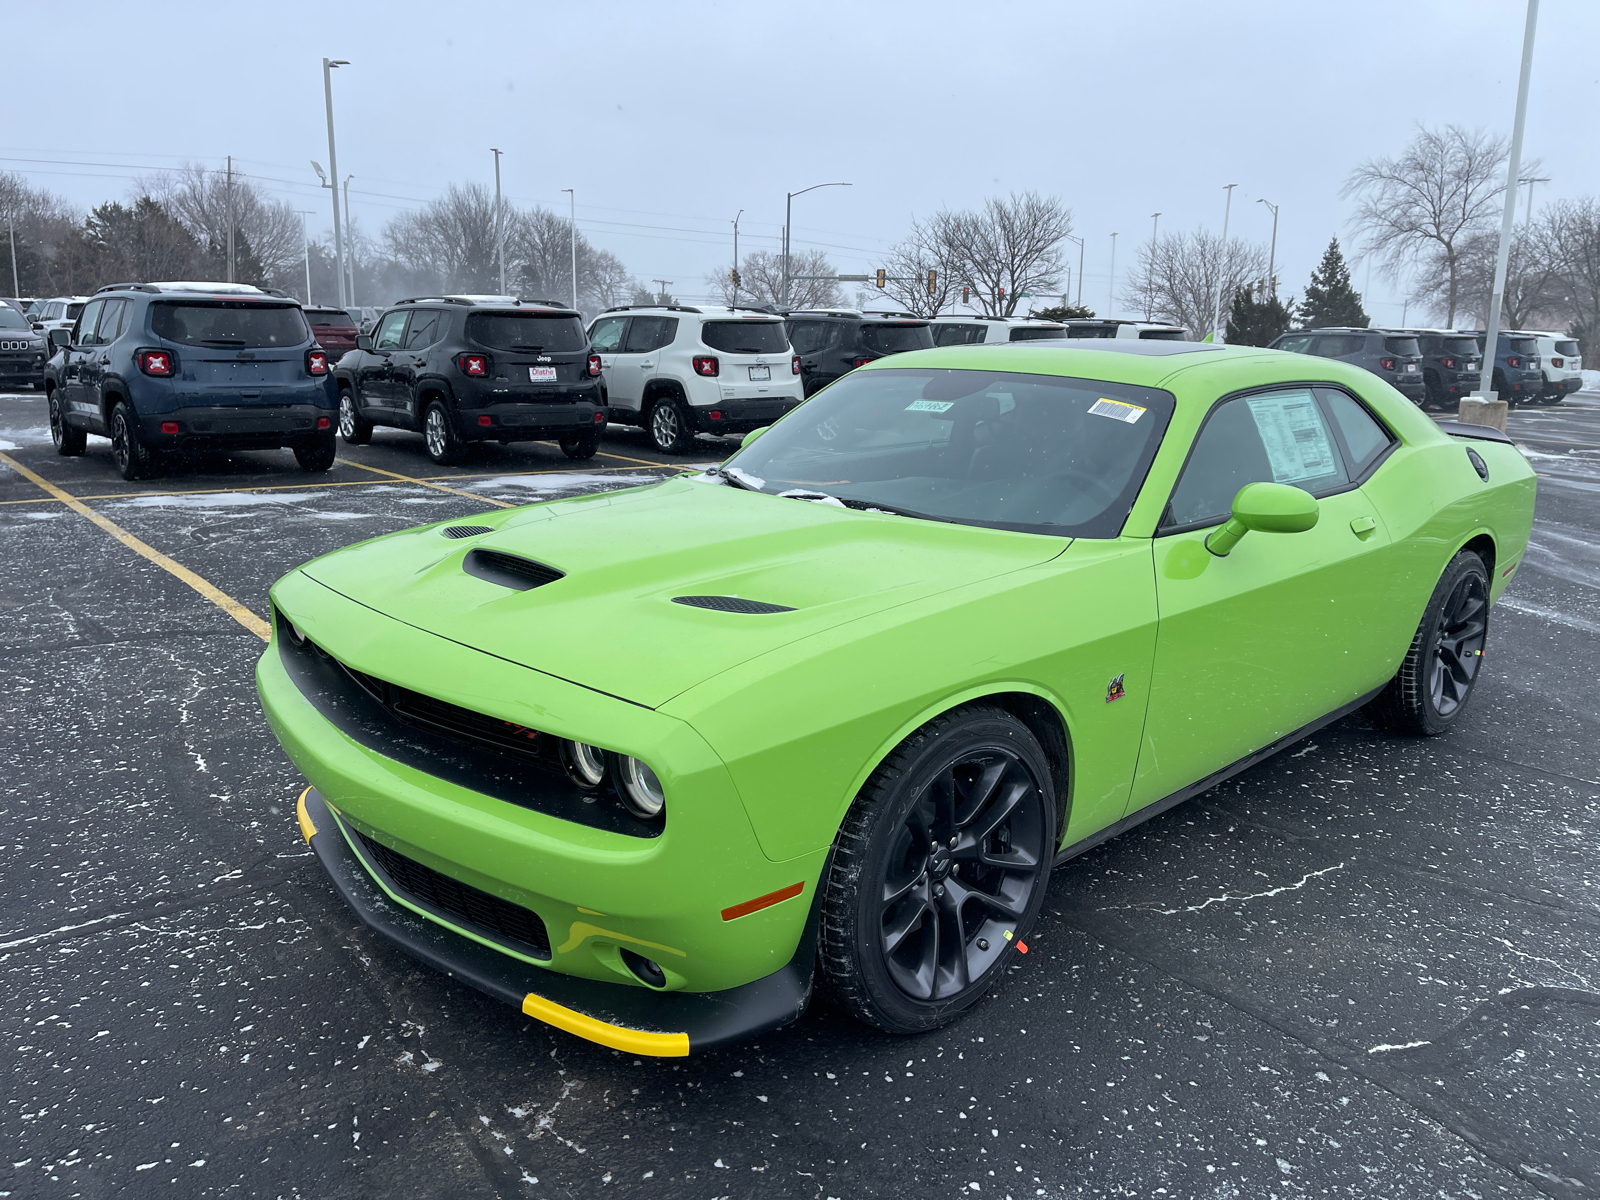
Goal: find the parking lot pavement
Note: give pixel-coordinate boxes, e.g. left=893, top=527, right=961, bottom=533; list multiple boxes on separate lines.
left=2, top=387, right=1597, bottom=1199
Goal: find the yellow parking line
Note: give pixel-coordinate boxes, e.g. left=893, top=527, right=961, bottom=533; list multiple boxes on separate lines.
left=0, top=451, right=271, bottom=641
left=334, top=458, right=516, bottom=507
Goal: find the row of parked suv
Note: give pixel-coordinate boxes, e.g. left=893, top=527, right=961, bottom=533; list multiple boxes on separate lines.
left=1267, top=325, right=1582, bottom=409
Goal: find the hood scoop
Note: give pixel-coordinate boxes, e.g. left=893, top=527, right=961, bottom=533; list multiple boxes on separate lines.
left=464, top=548, right=564, bottom=591
left=673, top=595, right=794, bottom=614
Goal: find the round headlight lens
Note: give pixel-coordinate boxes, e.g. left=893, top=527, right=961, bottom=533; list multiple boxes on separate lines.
left=565, top=740, right=607, bottom=788
left=617, top=756, right=665, bottom=819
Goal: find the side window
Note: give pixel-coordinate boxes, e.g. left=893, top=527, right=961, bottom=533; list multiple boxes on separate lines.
left=1166, top=389, right=1350, bottom=529
left=1317, top=388, right=1393, bottom=477
left=373, top=310, right=409, bottom=351
left=94, top=300, right=127, bottom=345
left=74, top=300, right=104, bottom=346
left=1311, top=334, right=1365, bottom=358
left=1273, top=335, right=1313, bottom=355
left=786, top=321, right=824, bottom=355
left=402, top=310, right=442, bottom=349
left=45, top=302, right=64, bottom=321
left=624, top=316, right=677, bottom=353
left=588, top=316, right=627, bottom=353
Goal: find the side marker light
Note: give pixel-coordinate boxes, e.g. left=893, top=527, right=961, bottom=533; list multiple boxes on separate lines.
left=721, top=881, right=804, bottom=921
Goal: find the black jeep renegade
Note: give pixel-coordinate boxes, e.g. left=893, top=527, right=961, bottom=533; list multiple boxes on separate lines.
left=333, top=297, right=605, bottom=464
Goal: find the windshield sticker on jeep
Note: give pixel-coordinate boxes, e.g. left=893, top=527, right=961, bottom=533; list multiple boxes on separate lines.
left=906, top=400, right=955, bottom=413
left=1088, top=398, right=1146, bottom=423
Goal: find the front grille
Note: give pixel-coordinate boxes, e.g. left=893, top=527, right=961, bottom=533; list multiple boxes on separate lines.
left=463, top=548, right=564, bottom=591
left=354, top=830, right=551, bottom=958
left=0, top=340, right=37, bottom=352
left=673, top=595, right=794, bottom=614
left=340, top=663, right=549, bottom=763
left=441, top=525, right=494, bottom=539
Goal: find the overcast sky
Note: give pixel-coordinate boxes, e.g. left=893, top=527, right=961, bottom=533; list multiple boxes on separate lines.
left=9, top=0, right=1598, bottom=321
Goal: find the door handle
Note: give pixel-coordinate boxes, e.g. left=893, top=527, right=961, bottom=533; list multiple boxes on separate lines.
left=98, top=355, right=110, bottom=364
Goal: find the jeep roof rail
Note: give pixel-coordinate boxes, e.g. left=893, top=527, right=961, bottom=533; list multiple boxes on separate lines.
left=396, top=296, right=478, bottom=307
left=598, top=303, right=704, bottom=314
left=95, top=282, right=162, bottom=295
left=860, top=310, right=927, bottom=321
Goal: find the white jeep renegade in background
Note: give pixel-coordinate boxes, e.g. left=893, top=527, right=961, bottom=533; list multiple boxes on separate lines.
left=587, top=305, right=804, bottom=454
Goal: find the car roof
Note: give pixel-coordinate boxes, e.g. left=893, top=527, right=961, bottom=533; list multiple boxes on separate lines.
left=787, top=309, right=929, bottom=323
left=595, top=304, right=784, bottom=320
left=929, top=314, right=1064, bottom=325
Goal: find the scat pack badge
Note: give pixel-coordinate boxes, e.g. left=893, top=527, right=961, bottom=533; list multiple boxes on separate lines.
left=1105, top=673, right=1126, bottom=703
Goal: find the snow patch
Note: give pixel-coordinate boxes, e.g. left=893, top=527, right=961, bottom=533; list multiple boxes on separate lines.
left=468, top=471, right=662, bottom=493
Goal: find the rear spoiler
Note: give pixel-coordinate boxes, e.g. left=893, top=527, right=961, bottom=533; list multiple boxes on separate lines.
left=1435, top=420, right=1513, bottom=445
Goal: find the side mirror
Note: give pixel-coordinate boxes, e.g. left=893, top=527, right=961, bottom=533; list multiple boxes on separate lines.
left=31, top=322, right=45, bottom=332
left=48, top=329, right=71, bottom=352
left=740, top=426, right=768, bottom=449
left=1205, top=482, right=1319, bottom=557
left=356, top=334, right=372, bottom=352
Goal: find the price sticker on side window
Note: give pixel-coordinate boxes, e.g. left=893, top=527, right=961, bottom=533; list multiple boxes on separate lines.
left=1088, top=398, right=1146, bottom=423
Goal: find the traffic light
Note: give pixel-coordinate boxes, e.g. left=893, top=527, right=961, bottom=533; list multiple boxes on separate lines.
left=875, top=268, right=886, bottom=289
left=926, top=269, right=937, bottom=295
left=962, top=286, right=970, bottom=303
left=730, top=268, right=741, bottom=286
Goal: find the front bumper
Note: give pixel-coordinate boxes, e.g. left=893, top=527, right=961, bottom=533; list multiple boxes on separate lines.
left=687, top=394, right=803, bottom=435
left=298, top=787, right=817, bottom=1055
left=141, top=403, right=335, bottom=449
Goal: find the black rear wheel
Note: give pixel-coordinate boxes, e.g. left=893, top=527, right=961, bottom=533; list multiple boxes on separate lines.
left=819, top=706, right=1057, bottom=1034
left=109, top=401, right=155, bottom=481
left=1366, top=550, right=1490, bottom=736
left=560, top=432, right=599, bottom=460
left=294, top=430, right=338, bottom=472
left=49, top=390, right=86, bottom=456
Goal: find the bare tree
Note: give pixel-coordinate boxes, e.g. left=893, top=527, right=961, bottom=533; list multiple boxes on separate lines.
left=1451, top=219, right=1565, bottom=330
left=1119, top=229, right=1268, bottom=337
left=383, top=182, right=500, bottom=293
left=1344, top=125, right=1516, bottom=327
left=1546, top=197, right=1600, bottom=347
left=937, top=192, right=1073, bottom=316
left=148, top=163, right=302, bottom=283
left=509, top=208, right=632, bottom=316
left=877, top=218, right=960, bottom=317
left=704, top=249, right=841, bottom=309
left=0, top=171, right=86, bottom=294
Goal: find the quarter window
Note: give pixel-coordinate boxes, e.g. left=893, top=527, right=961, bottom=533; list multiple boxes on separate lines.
left=786, top=320, right=829, bottom=355
left=1166, top=388, right=1350, bottom=528
left=1318, top=388, right=1393, bottom=477
left=373, top=310, right=409, bottom=351
left=1273, top=335, right=1313, bottom=354
left=588, top=316, right=627, bottom=353
left=403, top=309, right=443, bottom=349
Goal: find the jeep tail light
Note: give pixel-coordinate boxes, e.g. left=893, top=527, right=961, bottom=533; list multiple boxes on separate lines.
left=791, top=355, right=801, bottom=375
left=1506, top=356, right=1521, bottom=368
left=587, top=354, right=602, bottom=377
left=692, top=355, right=719, bottom=377
left=138, top=349, right=174, bottom=377
left=456, top=353, right=489, bottom=376
left=852, top=356, right=873, bottom=368
left=1378, top=357, right=1396, bottom=370
left=1441, top=357, right=1455, bottom=368
left=1551, top=357, right=1563, bottom=368
left=306, top=349, right=329, bottom=376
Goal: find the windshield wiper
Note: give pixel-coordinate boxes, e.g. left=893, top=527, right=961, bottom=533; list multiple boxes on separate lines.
left=200, top=337, right=246, bottom=346
left=704, top=465, right=763, bottom=491
left=776, top=487, right=944, bottom=523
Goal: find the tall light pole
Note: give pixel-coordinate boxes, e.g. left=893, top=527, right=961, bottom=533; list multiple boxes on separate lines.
left=342, top=175, right=355, bottom=307
left=1474, top=0, right=1540, bottom=417
left=1520, top=174, right=1550, bottom=224
left=1147, top=214, right=1161, bottom=319
left=1108, top=232, right=1118, bottom=317
left=320, top=58, right=349, bottom=308
left=8, top=215, right=20, bottom=298
left=1064, top=234, right=1085, bottom=308
left=490, top=148, right=506, bottom=296
left=782, top=181, right=850, bottom=308
left=731, top=208, right=744, bottom=308
left=1211, top=183, right=1238, bottom=342
left=1257, top=198, right=1280, bottom=298
left=296, top=209, right=316, bottom=304
left=225, top=155, right=235, bottom=284
left=560, top=188, right=577, bottom=309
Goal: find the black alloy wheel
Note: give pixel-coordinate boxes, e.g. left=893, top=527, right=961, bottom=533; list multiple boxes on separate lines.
left=560, top=432, right=599, bottom=460
left=1366, top=550, right=1490, bottom=736
left=1427, top=569, right=1489, bottom=719
left=338, top=390, right=372, bottom=444
left=49, top=390, right=86, bottom=456
left=820, top=706, right=1057, bottom=1034
left=110, top=401, right=154, bottom=481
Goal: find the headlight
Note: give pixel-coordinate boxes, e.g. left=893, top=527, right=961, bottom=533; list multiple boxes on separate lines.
left=616, top=756, right=665, bottom=819
left=563, top=740, right=607, bottom=789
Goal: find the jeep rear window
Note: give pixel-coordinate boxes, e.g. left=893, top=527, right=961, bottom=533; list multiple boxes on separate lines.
left=1441, top=337, right=1479, bottom=356
left=150, top=302, right=309, bottom=347
left=305, top=309, right=357, bottom=328
left=700, top=320, right=789, bottom=354
left=1555, top=340, right=1580, bottom=356
left=1508, top=337, right=1538, bottom=355
left=1139, top=328, right=1187, bottom=341
left=465, top=313, right=586, bottom=352
left=859, top=323, right=933, bottom=355
left=1009, top=326, right=1065, bottom=342
left=932, top=324, right=988, bottom=346
left=1382, top=337, right=1421, bottom=356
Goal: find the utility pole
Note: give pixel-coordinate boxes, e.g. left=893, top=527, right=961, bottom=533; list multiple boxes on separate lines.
left=490, top=148, right=505, bottom=296
left=561, top=188, right=577, bottom=309
left=1064, top=234, right=1085, bottom=308
left=782, top=182, right=850, bottom=308
left=1211, top=183, right=1238, bottom=342
left=1520, top=174, right=1550, bottom=224
left=731, top=208, right=743, bottom=308
left=225, top=155, right=235, bottom=284
left=1472, top=0, right=1540, bottom=426
left=1147, top=214, right=1161, bottom=319
left=1257, top=198, right=1280, bottom=298
left=651, top=279, right=672, bottom=304
left=7, top=216, right=19, bottom=298
left=296, top=210, right=316, bottom=304
left=342, top=175, right=355, bottom=307
left=321, top=58, right=350, bottom=308
left=1108, top=232, right=1118, bottom=318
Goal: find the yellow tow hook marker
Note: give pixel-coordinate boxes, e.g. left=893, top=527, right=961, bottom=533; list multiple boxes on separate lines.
left=296, top=787, right=318, bottom=843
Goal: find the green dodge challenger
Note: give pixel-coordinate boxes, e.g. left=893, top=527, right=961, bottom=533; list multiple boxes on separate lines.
left=258, top=340, right=1535, bottom=1055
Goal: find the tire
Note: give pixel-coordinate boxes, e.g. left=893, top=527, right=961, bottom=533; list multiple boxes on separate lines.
left=294, top=431, right=338, bottom=472
left=338, top=389, right=372, bottom=444
left=49, top=389, right=86, bottom=457
left=423, top=399, right=464, bottom=466
left=648, top=397, right=696, bottom=455
left=1365, top=550, right=1490, bottom=736
left=109, top=401, right=155, bottom=481
left=560, top=432, right=599, bottom=460
left=1422, top=372, right=1444, bottom=412
left=818, top=705, right=1058, bottom=1035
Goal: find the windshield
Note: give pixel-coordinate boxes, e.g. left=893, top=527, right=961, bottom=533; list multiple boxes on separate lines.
left=1383, top=337, right=1421, bottom=356
left=720, top=367, right=1174, bottom=537
left=1008, top=325, right=1066, bottom=342
left=860, top=323, right=934, bottom=355
left=700, top=320, right=789, bottom=354
left=465, top=313, right=586, bottom=352
left=0, top=308, right=29, bottom=330
left=150, top=302, right=309, bottom=347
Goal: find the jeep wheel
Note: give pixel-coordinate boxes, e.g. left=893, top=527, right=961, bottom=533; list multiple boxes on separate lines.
left=560, top=432, right=599, bottom=460
left=819, top=705, right=1057, bottom=1035
left=294, top=431, right=338, bottom=472
left=649, top=399, right=696, bottom=455
left=109, top=401, right=155, bottom=481
left=1365, top=550, right=1490, bottom=736
left=49, top=390, right=86, bottom=457
left=338, top=390, right=372, bottom=444
left=423, top=400, right=465, bottom=466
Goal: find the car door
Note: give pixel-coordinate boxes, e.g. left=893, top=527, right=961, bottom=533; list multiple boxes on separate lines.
left=80, top=299, right=126, bottom=418
left=391, top=308, right=443, bottom=426
left=359, top=309, right=410, bottom=418
left=622, top=316, right=673, bottom=402
left=1126, top=385, right=1396, bottom=815
left=59, top=299, right=103, bottom=422
left=587, top=315, right=630, bottom=411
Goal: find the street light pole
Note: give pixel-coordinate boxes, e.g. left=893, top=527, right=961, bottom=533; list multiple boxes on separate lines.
left=1211, top=183, right=1238, bottom=342
left=1108, top=232, right=1118, bottom=317
left=8, top=216, right=20, bottom=298
left=1474, top=0, right=1540, bottom=418
left=782, top=181, right=850, bottom=308
left=321, top=58, right=349, bottom=309
left=225, top=155, right=235, bottom=284
left=296, top=210, right=315, bottom=304
left=731, top=208, right=743, bottom=308
left=1063, top=235, right=1085, bottom=308
left=342, top=175, right=355, bottom=307
left=1257, top=198, right=1279, bottom=298
left=490, top=148, right=505, bottom=296
left=560, top=188, right=577, bottom=309
left=1520, top=174, right=1550, bottom=224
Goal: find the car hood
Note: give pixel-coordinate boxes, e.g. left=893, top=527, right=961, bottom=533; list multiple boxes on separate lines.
left=297, top=475, right=1067, bottom=708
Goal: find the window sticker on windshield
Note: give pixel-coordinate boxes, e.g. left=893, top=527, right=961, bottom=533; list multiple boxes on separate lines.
left=1088, top=398, right=1146, bottom=423
left=1246, top=393, right=1337, bottom=483
left=906, top=399, right=955, bottom=413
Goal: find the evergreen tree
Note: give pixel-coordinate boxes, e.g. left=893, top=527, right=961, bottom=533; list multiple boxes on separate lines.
left=1225, top=285, right=1295, bottom=346
left=1299, top=237, right=1368, bottom=328
left=1027, top=301, right=1095, bottom=320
